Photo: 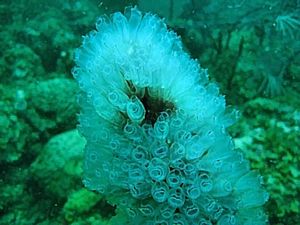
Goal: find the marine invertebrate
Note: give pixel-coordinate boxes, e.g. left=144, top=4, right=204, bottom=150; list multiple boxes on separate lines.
left=73, top=7, right=268, bottom=225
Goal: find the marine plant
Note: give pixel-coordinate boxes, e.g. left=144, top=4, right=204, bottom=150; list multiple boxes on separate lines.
left=275, top=14, right=300, bottom=38
left=73, top=7, right=268, bottom=225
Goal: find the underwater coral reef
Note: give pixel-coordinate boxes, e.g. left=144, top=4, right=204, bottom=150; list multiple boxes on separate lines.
left=0, top=0, right=299, bottom=225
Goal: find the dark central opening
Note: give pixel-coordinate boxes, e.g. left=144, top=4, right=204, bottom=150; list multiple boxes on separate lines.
left=140, top=88, right=175, bottom=125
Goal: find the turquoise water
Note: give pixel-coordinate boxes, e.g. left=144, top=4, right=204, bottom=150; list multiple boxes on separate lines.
left=0, top=0, right=299, bottom=224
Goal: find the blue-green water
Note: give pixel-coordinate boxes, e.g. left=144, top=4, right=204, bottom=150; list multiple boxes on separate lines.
left=0, top=0, right=299, bottom=224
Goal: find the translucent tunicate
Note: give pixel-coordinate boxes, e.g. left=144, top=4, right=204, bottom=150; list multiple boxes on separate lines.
left=151, top=181, right=169, bottom=203
left=166, top=169, right=182, bottom=188
left=108, top=90, right=129, bottom=112
left=142, top=123, right=155, bottom=138
left=185, top=142, right=209, bottom=161
left=121, top=162, right=130, bottom=172
left=95, top=15, right=110, bottom=31
left=168, top=187, right=185, bottom=208
left=175, top=130, right=192, bottom=142
left=198, top=218, right=212, bottom=225
left=112, top=12, right=129, bottom=40
left=87, top=151, right=99, bottom=162
left=94, top=127, right=110, bottom=141
left=124, top=121, right=139, bottom=140
left=139, top=202, right=155, bottom=217
left=170, top=142, right=185, bottom=161
left=126, top=96, right=145, bottom=123
left=93, top=97, right=116, bottom=121
left=95, top=184, right=106, bottom=194
left=170, top=116, right=184, bottom=129
left=118, top=147, right=131, bottom=159
left=186, top=184, right=201, bottom=200
left=126, top=7, right=142, bottom=32
left=71, top=66, right=81, bottom=79
left=154, top=120, right=169, bottom=140
left=236, top=189, right=269, bottom=208
left=203, top=198, right=223, bottom=219
left=127, top=207, right=137, bottom=218
left=199, top=173, right=213, bottom=193
left=95, top=168, right=102, bottom=178
left=129, top=182, right=150, bottom=199
left=131, top=145, right=148, bottom=164
left=102, top=64, right=113, bottom=77
left=235, top=171, right=261, bottom=191
left=153, top=219, right=169, bottom=225
left=183, top=201, right=200, bottom=219
left=109, top=170, right=119, bottom=183
left=217, top=214, right=236, bottom=225
left=213, top=159, right=223, bottom=170
left=109, top=139, right=120, bottom=150
left=171, top=159, right=185, bottom=170
left=160, top=204, right=175, bottom=219
left=128, top=164, right=144, bottom=182
left=173, top=213, right=188, bottom=225
left=148, top=158, right=168, bottom=181
left=74, top=7, right=269, bottom=225
left=183, top=163, right=196, bottom=177
left=211, top=179, right=232, bottom=197
left=152, top=144, right=169, bottom=158
left=157, top=111, right=170, bottom=122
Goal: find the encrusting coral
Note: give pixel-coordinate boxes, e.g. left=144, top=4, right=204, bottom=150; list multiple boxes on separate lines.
left=73, top=7, right=268, bottom=225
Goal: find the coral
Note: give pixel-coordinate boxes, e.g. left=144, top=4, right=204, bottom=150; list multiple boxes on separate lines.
left=0, top=183, right=37, bottom=225
left=0, top=104, right=25, bottom=162
left=63, top=188, right=102, bottom=222
left=27, top=78, right=79, bottom=132
left=233, top=95, right=300, bottom=224
left=70, top=217, right=111, bottom=225
left=0, top=184, right=25, bottom=212
left=1, top=43, right=45, bottom=82
left=74, top=7, right=268, bottom=225
left=21, top=10, right=77, bottom=73
left=0, top=85, right=31, bottom=163
left=0, top=161, right=38, bottom=225
left=30, top=130, right=85, bottom=198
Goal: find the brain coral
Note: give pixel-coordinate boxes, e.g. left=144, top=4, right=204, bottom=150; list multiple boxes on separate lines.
left=73, top=7, right=268, bottom=225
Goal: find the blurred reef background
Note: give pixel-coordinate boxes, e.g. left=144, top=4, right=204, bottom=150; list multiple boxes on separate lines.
left=0, top=0, right=299, bottom=224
